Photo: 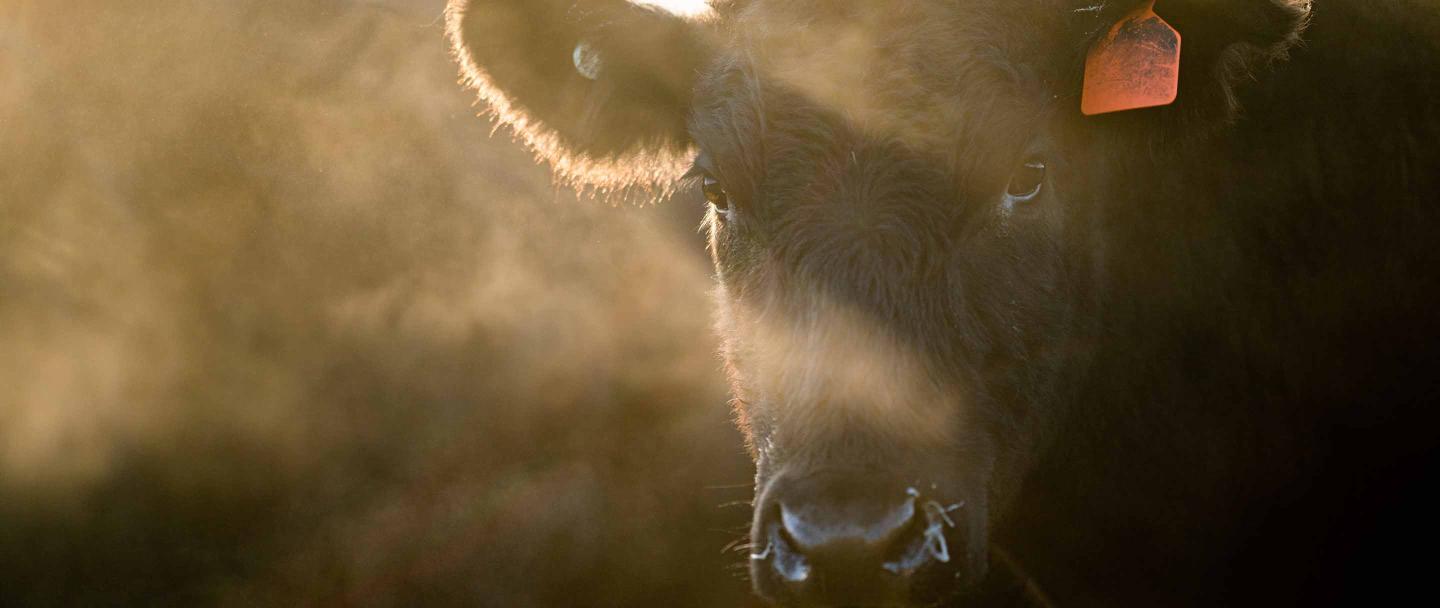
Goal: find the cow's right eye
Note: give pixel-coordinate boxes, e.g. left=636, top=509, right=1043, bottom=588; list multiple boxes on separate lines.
left=1006, top=159, right=1046, bottom=202
left=702, top=175, right=730, bottom=211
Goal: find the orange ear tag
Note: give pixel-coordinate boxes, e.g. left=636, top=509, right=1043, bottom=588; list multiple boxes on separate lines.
left=1081, top=0, right=1182, bottom=116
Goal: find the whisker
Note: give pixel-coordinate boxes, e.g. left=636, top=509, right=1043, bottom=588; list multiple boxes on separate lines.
left=704, top=483, right=753, bottom=490
left=720, top=538, right=754, bottom=554
left=749, top=540, right=774, bottom=561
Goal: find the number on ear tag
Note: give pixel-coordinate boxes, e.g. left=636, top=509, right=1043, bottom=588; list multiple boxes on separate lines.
left=1081, top=0, right=1182, bottom=116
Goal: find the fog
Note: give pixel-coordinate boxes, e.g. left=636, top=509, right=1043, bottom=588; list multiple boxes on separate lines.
left=0, top=1, right=756, bottom=605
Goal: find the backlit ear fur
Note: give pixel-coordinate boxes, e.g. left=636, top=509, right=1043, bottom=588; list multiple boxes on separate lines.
left=446, top=0, right=714, bottom=199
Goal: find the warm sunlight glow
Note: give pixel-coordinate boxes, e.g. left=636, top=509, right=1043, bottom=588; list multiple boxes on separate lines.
left=631, top=0, right=715, bottom=18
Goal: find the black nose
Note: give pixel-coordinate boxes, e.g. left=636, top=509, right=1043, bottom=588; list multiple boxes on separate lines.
left=753, top=475, right=959, bottom=605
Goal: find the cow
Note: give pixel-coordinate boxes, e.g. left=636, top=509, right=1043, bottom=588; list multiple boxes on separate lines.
left=445, top=0, right=1440, bottom=605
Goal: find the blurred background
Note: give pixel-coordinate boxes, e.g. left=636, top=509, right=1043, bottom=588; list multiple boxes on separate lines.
left=0, top=0, right=757, bottom=605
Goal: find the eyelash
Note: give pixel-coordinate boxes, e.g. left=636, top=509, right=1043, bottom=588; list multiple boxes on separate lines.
left=687, top=155, right=732, bottom=212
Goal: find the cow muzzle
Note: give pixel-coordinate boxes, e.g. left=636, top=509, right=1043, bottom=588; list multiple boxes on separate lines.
left=750, top=471, right=980, bottom=606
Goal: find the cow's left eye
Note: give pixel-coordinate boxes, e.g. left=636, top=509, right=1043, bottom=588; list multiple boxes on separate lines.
left=1006, top=159, right=1046, bottom=201
left=702, top=175, right=730, bottom=211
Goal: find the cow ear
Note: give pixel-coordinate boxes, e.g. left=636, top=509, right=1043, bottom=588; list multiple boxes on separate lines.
left=446, top=0, right=714, bottom=195
left=1078, top=0, right=1311, bottom=123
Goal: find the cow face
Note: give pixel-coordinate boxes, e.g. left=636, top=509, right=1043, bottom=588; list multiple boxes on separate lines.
left=691, top=3, right=1088, bottom=604
left=447, top=0, right=1310, bottom=604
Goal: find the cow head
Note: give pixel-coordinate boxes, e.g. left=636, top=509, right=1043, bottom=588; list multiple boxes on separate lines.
left=447, top=0, right=1310, bottom=604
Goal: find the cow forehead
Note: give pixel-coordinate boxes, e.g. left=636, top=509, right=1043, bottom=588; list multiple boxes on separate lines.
left=707, top=0, right=1049, bottom=159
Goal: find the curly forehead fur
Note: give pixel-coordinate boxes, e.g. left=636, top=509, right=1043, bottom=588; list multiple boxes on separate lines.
left=692, top=0, right=1068, bottom=193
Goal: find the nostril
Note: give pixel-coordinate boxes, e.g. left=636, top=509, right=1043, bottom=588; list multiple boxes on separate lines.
left=776, top=511, right=801, bottom=551
left=880, top=508, right=930, bottom=570
left=748, top=502, right=813, bottom=584
left=884, top=497, right=965, bottom=575
left=767, top=520, right=813, bottom=583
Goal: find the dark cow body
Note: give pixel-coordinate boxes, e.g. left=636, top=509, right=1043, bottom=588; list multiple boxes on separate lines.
left=446, top=0, right=1440, bottom=605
